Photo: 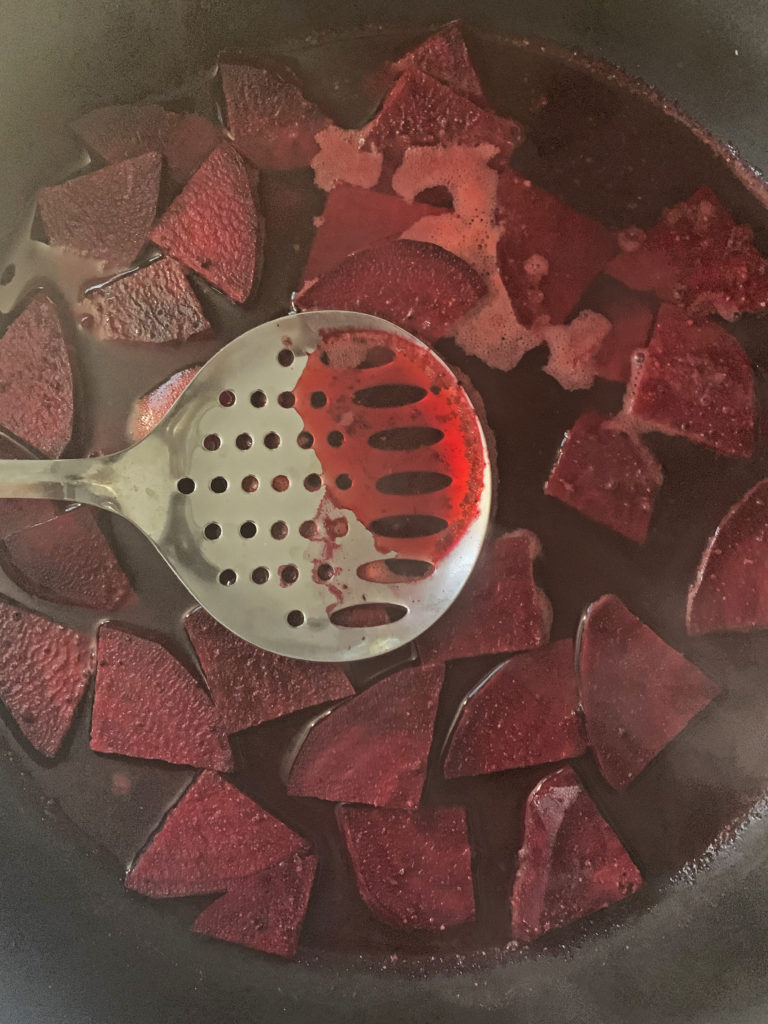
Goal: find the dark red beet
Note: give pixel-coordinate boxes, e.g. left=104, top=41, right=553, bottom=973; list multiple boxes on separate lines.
left=185, top=608, right=353, bottom=734
left=385, top=22, right=485, bottom=104
left=150, top=144, right=260, bottom=303
left=72, top=103, right=180, bottom=163
left=294, top=238, right=486, bottom=342
left=544, top=412, right=663, bottom=544
left=584, top=276, right=657, bottom=383
left=126, top=770, right=309, bottom=897
left=0, top=295, right=73, bottom=458
left=687, top=479, right=768, bottom=635
left=337, top=804, right=475, bottom=930
left=287, top=664, right=443, bottom=808
left=164, top=114, right=224, bottom=184
left=443, top=640, right=585, bottom=778
left=495, top=169, right=617, bottom=328
left=91, top=626, right=233, bottom=771
left=606, top=186, right=768, bottom=319
left=624, top=303, right=754, bottom=458
left=78, top=259, right=210, bottom=345
left=37, top=152, right=161, bottom=268
left=0, top=598, right=94, bottom=757
left=0, top=434, right=66, bottom=541
left=417, top=530, right=552, bottom=666
left=1, top=505, right=132, bottom=611
left=192, top=853, right=318, bottom=958
left=578, top=595, right=721, bottom=790
left=220, top=63, right=330, bottom=171
left=511, top=766, right=643, bottom=942
left=129, top=365, right=202, bottom=442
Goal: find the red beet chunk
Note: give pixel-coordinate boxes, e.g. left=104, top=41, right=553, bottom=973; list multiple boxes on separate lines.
left=606, top=186, right=768, bottom=319
left=91, top=626, right=233, bottom=771
left=72, top=103, right=180, bottom=163
left=386, top=22, right=485, bottom=104
left=221, top=62, right=330, bottom=171
left=295, top=238, right=486, bottom=342
left=150, top=144, right=260, bottom=303
left=185, top=609, right=353, bottom=734
left=624, top=304, right=754, bottom=458
left=129, top=365, right=201, bottom=442
left=511, top=766, right=643, bottom=941
left=38, top=152, right=160, bottom=268
left=417, top=530, right=552, bottom=666
left=287, top=664, right=443, bottom=808
left=78, top=259, right=210, bottom=345
left=443, top=640, right=585, bottom=778
left=585, top=276, right=657, bottom=383
left=0, top=295, right=73, bottom=458
left=0, top=434, right=66, bottom=541
left=337, top=804, right=474, bottom=930
left=302, top=184, right=447, bottom=284
left=0, top=598, right=94, bottom=757
left=578, top=595, right=721, bottom=790
left=192, top=853, right=318, bottom=959
left=127, top=771, right=309, bottom=897
left=164, top=114, right=224, bottom=184
left=687, top=479, right=768, bottom=634
left=495, top=169, right=617, bottom=328
left=1, top=505, right=132, bottom=611
left=544, top=412, right=663, bottom=544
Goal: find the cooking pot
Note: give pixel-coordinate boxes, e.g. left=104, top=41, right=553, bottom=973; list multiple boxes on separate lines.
left=2, top=2, right=768, bottom=1022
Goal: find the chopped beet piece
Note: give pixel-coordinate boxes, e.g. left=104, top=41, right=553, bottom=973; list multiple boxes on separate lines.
left=126, top=770, right=309, bottom=897
left=37, top=152, right=161, bottom=268
left=337, top=804, right=474, bottom=930
left=0, top=598, right=95, bottom=757
left=511, top=766, right=643, bottom=941
left=221, top=62, right=330, bottom=171
left=495, top=169, right=617, bottom=328
left=623, top=304, right=754, bottom=458
left=385, top=22, right=485, bottom=105
left=301, top=184, right=447, bottom=284
left=544, top=412, right=663, bottom=544
left=192, top=853, right=318, bottom=958
left=1, top=505, right=132, bottom=611
left=287, top=664, right=443, bottom=808
left=91, top=625, right=233, bottom=771
left=578, top=595, right=721, bottom=790
left=687, top=479, right=768, bottom=634
left=150, top=144, right=260, bottom=303
left=417, top=530, right=552, bottom=665
left=443, top=640, right=585, bottom=778
left=582, top=275, right=657, bottom=383
left=295, top=238, right=485, bottom=342
left=78, top=259, right=210, bottom=345
left=541, top=310, right=612, bottom=391
left=0, top=295, right=73, bottom=458
left=129, top=365, right=201, bottom=442
left=72, top=103, right=180, bottom=163
left=606, top=186, right=768, bottom=319
left=185, top=608, right=353, bottom=733
left=164, top=114, right=224, bottom=184
left=0, top=433, right=63, bottom=540
left=311, top=126, right=384, bottom=192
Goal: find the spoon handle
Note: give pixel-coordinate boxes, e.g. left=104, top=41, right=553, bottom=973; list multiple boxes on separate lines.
left=0, top=455, right=119, bottom=509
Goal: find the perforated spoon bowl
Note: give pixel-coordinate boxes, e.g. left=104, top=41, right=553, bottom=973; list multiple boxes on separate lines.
left=0, top=311, right=492, bottom=661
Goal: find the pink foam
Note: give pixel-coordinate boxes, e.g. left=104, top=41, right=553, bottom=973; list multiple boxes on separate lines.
left=311, top=126, right=383, bottom=192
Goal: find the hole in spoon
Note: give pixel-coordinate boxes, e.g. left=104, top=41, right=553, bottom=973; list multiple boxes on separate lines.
left=330, top=603, right=408, bottom=627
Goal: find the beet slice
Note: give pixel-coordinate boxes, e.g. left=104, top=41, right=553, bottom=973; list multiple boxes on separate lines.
left=129, top=365, right=202, bottom=442
left=164, top=114, right=224, bottom=184
left=385, top=22, right=485, bottom=104
left=185, top=608, right=353, bottom=734
left=192, top=853, right=318, bottom=958
left=443, top=640, right=585, bottom=778
left=623, top=304, right=754, bottom=459
left=221, top=62, right=330, bottom=171
left=294, top=238, right=486, bottom=342
left=0, top=598, right=94, bottom=757
left=687, top=479, right=768, bottom=635
left=417, top=530, right=552, bottom=666
left=91, top=625, right=233, bottom=771
left=126, top=770, right=309, bottom=897
left=496, top=169, right=617, bottom=328
left=287, top=664, right=443, bottom=808
left=606, top=186, right=768, bottom=319
left=150, top=144, right=260, bottom=303
left=38, top=152, right=161, bottom=268
left=72, top=103, right=180, bottom=163
left=583, top=275, right=657, bottom=383
left=0, top=295, right=73, bottom=458
left=337, top=804, right=474, bottom=930
left=544, top=412, right=663, bottom=544
left=78, top=259, right=210, bottom=345
left=511, top=766, right=643, bottom=941
left=1, top=505, right=132, bottom=611
left=578, top=595, right=721, bottom=790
